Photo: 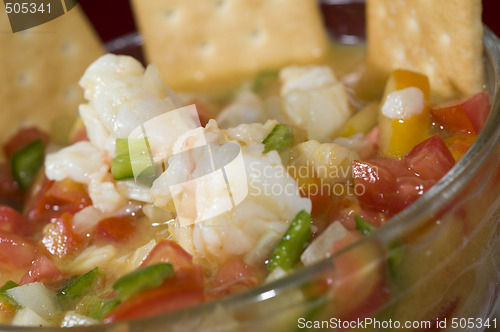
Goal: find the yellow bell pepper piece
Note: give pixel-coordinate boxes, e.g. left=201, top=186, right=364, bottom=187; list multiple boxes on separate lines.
left=379, top=69, right=431, bottom=158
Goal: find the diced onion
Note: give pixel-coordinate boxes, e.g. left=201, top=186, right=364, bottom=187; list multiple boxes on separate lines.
left=7, top=283, right=58, bottom=320
left=11, top=307, right=51, bottom=327
left=300, top=221, right=347, bottom=266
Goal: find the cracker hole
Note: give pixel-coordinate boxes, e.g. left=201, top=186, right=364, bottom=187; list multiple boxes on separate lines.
left=16, top=72, right=30, bottom=86
left=215, top=0, right=227, bottom=9
left=407, top=16, right=418, bottom=31
left=63, top=87, right=78, bottom=101
left=164, top=9, right=177, bottom=21
left=197, top=41, right=212, bottom=54
left=249, top=29, right=264, bottom=42
left=60, top=42, right=75, bottom=54
left=441, top=32, right=451, bottom=45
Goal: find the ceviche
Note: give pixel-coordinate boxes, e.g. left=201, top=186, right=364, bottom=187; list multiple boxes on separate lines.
left=0, top=44, right=492, bottom=327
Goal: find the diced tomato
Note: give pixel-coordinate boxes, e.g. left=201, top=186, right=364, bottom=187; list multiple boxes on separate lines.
left=103, top=265, right=204, bottom=323
left=0, top=230, right=37, bottom=269
left=352, top=158, right=434, bottom=214
left=3, top=127, right=50, bottom=160
left=141, top=240, right=194, bottom=273
left=431, top=91, right=490, bottom=134
left=26, top=177, right=89, bottom=224
left=403, top=135, right=455, bottom=181
left=444, top=134, right=477, bottom=161
left=0, top=164, right=23, bottom=210
left=41, top=213, right=82, bottom=258
left=330, top=231, right=389, bottom=321
left=208, top=256, right=260, bottom=299
left=0, top=205, right=35, bottom=237
left=44, top=178, right=91, bottom=208
left=95, top=215, right=136, bottom=243
left=19, top=255, right=64, bottom=285
left=298, top=177, right=331, bottom=217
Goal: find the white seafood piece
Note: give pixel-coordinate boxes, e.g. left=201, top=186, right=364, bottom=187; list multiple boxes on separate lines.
left=79, top=54, right=177, bottom=155
left=45, top=141, right=104, bottom=184
left=226, top=119, right=278, bottom=145
left=153, top=120, right=311, bottom=264
left=216, top=90, right=264, bottom=128
left=288, top=140, right=359, bottom=186
left=280, top=65, right=351, bottom=141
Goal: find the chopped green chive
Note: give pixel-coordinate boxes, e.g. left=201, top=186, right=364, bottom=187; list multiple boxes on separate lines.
left=0, top=280, right=19, bottom=309
left=112, top=263, right=175, bottom=301
left=262, top=124, right=294, bottom=153
left=268, top=210, right=312, bottom=271
left=355, top=215, right=376, bottom=235
left=59, top=267, right=101, bottom=305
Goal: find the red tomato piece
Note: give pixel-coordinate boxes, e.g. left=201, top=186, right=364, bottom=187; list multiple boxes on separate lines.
left=208, top=256, right=260, bottom=299
left=444, top=134, right=477, bottom=162
left=403, top=135, right=455, bottom=181
left=3, top=127, right=50, bottom=160
left=19, top=255, right=64, bottom=285
left=95, top=215, right=136, bottom=243
left=352, top=158, right=434, bottom=214
left=0, top=230, right=37, bottom=269
left=0, top=205, right=35, bottom=237
left=41, top=213, right=82, bottom=258
left=26, top=177, right=88, bottom=225
left=431, top=91, right=490, bottom=134
left=0, top=164, right=23, bottom=210
left=103, top=266, right=204, bottom=323
left=141, top=240, right=194, bottom=272
left=44, top=178, right=91, bottom=208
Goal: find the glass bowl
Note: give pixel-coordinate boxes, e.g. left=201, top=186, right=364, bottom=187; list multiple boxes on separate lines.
left=4, top=2, right=500, bottom=332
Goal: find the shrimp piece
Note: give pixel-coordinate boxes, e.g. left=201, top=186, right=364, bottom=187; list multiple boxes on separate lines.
left=216, top=90, right=264, bottom=128
left=78, top=54, right=177, bottom=155
left=280, top=65, right=351, bottom=141
left=151, top=120, right=311, bottom=265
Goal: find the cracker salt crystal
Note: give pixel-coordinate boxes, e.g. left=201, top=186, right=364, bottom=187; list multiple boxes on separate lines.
left=367, top=0, right=484, bottom=100
left=0, top=6, right=104, bottom=147
left=131, top=0, right=329, bottom=91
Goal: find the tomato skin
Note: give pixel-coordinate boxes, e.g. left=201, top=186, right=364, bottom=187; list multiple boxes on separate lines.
left=403, top=135, right=455, bottom=181
left=0, top=164, right=23, bottom=210
left=431, top=91, right=490, bottom=134
left=103, top=266, right=204, bottom=323
left=41, top=213, right=82, bottom=258
left=26, top=177, right=90, bottom=225
left=95, top=215, right=136, bottom=243
left=0, top=230, right=37, bottom=269
left=352, top=158, right=434, bottom=214
left=188, top=98, right=211, bottom=127
left=141, top=240, right=194, bottom=273
left=19, top=255, right=64, bottom=285
left=208, top=256, right=260, bottom=299
left=3, top=127, right=50, bottom=160
left=0, top=205, right=35, bottom=237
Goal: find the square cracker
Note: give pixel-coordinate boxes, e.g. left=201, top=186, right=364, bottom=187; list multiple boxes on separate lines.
left=131, top=0, right=329, bottom=91
left=0, top=6, right=104, bottom=147
left=367, top=0, right=484, bottom=100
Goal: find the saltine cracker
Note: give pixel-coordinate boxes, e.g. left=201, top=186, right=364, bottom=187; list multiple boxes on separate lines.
left=131, top=0, right=329, bottom=91
left=367, top=0, right=484, bottom=100
left=0, top=6, right=104, bottom=147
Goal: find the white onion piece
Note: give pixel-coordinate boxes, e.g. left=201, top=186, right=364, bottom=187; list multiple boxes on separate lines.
left=300, top=221, right=347, bottom=266
left=11, top=307, right=51, bottom=327
left=244, top=230, right=281, bottom=266
left=73, top=206, right=105, bottom=235
left=7, top=283, right=58, bottom=320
